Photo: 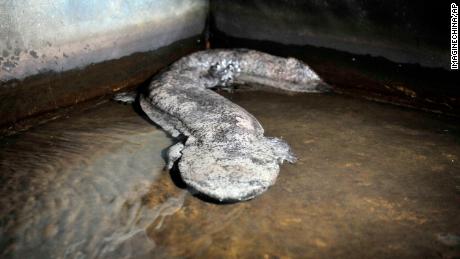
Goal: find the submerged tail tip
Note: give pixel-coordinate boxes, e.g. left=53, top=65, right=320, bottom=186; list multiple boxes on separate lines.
left=112, top=91, right=137, bottom=104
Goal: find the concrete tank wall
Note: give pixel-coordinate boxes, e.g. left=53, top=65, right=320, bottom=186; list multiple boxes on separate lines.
left=0, top=0, right=208, bottom=125
left=0, top=0, right=208, bottom=81
left=211, top=0, right=448, bottom=69
left=210, top=0, right=459, bottom=116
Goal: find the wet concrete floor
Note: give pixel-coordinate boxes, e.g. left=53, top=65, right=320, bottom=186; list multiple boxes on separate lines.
left=1, top=90, right=459, bottom=258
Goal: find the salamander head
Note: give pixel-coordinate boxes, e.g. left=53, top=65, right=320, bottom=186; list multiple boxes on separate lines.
left=177, top=138, right=294, bottom=202
left=179, top=152, right=279, bottom=202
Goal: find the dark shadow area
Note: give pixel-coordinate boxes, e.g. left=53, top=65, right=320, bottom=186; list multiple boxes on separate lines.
left=168, top=158, right=187, bottom=189
left=190, top=190, right=247, bottom=205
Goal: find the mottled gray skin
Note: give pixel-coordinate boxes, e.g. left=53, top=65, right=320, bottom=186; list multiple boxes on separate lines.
left=120, top=49, right=327, bottom=201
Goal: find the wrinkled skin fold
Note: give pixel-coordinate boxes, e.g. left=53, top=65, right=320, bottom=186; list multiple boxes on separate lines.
left=122, top=49, right=329, bottom=202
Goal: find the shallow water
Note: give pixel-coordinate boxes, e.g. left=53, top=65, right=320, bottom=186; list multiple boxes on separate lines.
left=0, top=102, right=179, bottom=258
left=1, top=91, right=460, bottom=258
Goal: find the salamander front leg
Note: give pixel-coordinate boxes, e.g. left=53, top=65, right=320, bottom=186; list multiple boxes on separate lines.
left=166, top=142, right=185, bottom=170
